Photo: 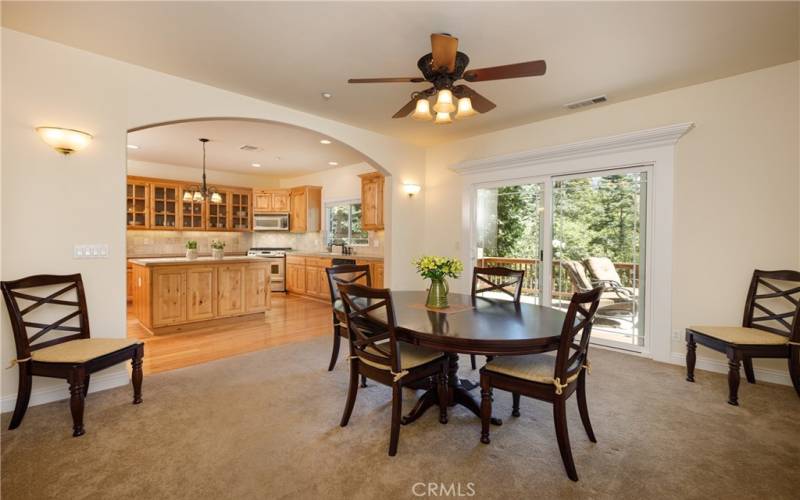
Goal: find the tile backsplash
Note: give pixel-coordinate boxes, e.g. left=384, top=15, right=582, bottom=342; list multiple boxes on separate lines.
left=127, top=230, right=384, bottom=257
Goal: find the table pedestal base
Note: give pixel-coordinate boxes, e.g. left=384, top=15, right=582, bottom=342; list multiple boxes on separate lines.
left=401, top=353, right=502, bottom=426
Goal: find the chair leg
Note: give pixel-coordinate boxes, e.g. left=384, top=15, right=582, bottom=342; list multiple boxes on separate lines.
left=788, top=346, right=800, bottom=398
left=511, top=392, right=521, bottom=417
left=8, top=362, right=32, bottom=430
left=553, top=396, right=578, bottom=481
left=389, top=384, right=402, bottom=456
left=576, top=370, right=596, bottom=443
left=743, top=357, right=756, bottom=384
left=727, top=355, right=741, bottom=406
left=68, top=367, right=86, bottom=437
left=328, top=324, right=341, bottom=371
left=132, top=344, right=144, bottom=404
left=480, top=376, right=492, bottom=444
left=340, top=360, right=359, bottom=427
left=438, top=363, right=449, bottom=424
left=470, top=354, right=477, bottom=370
left=686, top=334, right=696, bottom=382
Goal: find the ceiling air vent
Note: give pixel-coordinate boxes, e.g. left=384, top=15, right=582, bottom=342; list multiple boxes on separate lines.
left=563, top=95, right=607, bottom=110
left=239, top=144, right=261, bottom=151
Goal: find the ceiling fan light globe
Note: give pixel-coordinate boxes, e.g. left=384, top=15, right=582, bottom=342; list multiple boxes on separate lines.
left=411, top=98, right=433, bottom=121
left=433, top=89, right=456, bottom=113
left=455, top=97, right=477, bottom=119
left=434, top=112, right=453, bottom=125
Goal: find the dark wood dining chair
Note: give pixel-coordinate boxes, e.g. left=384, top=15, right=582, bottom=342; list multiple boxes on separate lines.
left=324, top=264, right=371, bottom=372
left=1, top=274, right=144, bottom=437
left=686, top=269, right=800, bottom=405
left=479, top=287, right=602, bottom=481
left=338, top=283, right=449, bottom=456
left=469, top=266, right=525, bottom=369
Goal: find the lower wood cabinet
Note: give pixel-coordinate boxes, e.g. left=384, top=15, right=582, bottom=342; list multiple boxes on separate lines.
left=286, top=255, right=384, bottom=301
left=131, top=260, right=270, bottom=331
left=286, top=260, right=306, bottom=294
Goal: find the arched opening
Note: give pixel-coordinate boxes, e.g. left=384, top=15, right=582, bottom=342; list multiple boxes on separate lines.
left=125, top=117, right=390, bottom=375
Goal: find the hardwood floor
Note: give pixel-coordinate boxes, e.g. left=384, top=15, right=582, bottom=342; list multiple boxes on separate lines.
left=127, top=293, right=332, bottom=375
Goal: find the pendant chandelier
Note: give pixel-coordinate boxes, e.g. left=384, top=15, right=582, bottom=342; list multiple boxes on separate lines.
left=184, top=138, right=222, bottom=204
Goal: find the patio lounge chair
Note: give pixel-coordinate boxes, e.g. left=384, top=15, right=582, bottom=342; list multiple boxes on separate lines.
left=583, top=257, right=638, bottom=302
left=561, top=260, right=634, bottom=321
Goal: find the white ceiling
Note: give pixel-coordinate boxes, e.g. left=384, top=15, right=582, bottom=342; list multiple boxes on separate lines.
left=127, top=119, right=368, bottom=176
left=3, top=2, right=799, bottom=146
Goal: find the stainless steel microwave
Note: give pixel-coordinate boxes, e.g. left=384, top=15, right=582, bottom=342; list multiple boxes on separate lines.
left=254, top=214, right=289, bottom=231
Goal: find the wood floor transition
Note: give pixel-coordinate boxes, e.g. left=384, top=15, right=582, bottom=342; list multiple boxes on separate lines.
left=127, top=293, right=332, bottom=375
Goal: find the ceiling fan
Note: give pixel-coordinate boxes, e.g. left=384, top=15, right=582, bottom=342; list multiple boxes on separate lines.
left=348, top=33, right=546, bottom=124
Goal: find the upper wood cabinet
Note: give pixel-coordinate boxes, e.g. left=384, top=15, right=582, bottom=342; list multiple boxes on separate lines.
left=150, top=182, right=181, bottom=230
left=127, top=180, right=149, bottom=229
left=180, top=187, right=206, bottom=230
left=289, top=186, right=322, bottom=233
left=359, top=173, right=384, bottom=231
left=254, top=189, right=290, bottom=213
left=230, top=189, right=252, bottom=231
left=206, top=191, right=230, bottom=231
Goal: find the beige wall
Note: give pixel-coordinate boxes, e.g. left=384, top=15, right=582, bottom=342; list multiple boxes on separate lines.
left=1, top=28, right=426, bottom=405
left=425, top=61, right=800, bottom=375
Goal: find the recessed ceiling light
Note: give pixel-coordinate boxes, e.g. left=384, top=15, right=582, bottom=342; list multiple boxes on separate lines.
left=251, top=163, right=261, bottom=168
left=320, top=139, right=332, bottom=145
left=321, top=92, right=333, bottom=99
left=127, top=144, right=139, bottom=149
left=328, top=161, right=338, bottom=166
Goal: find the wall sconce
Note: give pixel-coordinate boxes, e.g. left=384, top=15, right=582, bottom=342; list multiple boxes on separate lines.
left=403, top=183, right=422, bottom=197
left=36, top=127, right=93, bottom=155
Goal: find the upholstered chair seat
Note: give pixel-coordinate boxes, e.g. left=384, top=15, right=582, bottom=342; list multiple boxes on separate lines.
left=484, top=353, right=582, bottom=388
left=30, top=338, right=140, bottom=363
left=362, top=343, right=444, bottom=371
left=688, top=326, right=789, bottom=346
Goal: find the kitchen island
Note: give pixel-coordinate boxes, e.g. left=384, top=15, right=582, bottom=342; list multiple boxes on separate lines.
left=129, top=256, right=271, bottom=334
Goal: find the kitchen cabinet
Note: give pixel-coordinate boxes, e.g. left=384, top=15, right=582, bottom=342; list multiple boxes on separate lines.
left=152, top=267, right=186, bottom=326
left=127, top=263, right=134, bottom=302
left=186, top=266, right=216, bottom=321
left=150, top=182, right=181, bottom=230
left=286, top=256, right=306, bottom=294
left=218, top=264, right=246, bottom=317
left=287, top=255, right=384, bottom=301
left=359, top=173, right=384, bottom=231
left=289, top=186, right=322, bottom=233
left=180, top=187, right=206, bottom=230
left=231, top=190, right=252, bottom=231
left=130, top=259, right=271, bottom=333
left=305, top=257, right=331, bottom=300
left=127, top=180, right=149, bottom=229
left=254, top=189, right=290, bottom=213
left=357, top=259, right=384, bottom=288
left=206, top=191, right=230, bottom=230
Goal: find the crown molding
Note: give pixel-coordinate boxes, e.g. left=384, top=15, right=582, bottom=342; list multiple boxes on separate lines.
left=450, top=122, right=695, bottom=175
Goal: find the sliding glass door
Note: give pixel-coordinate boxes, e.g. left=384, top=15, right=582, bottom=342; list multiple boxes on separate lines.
left=473, top=166, right=649, bottom=351
left=474, top=182, right=545, bottom=304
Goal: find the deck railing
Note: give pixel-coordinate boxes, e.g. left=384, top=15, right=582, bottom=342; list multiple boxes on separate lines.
left=476, top=257, right=638, bottom=299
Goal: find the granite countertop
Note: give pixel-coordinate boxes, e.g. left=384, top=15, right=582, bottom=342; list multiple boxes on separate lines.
left=129, top=256, right=266, bottom=267
left=128, top=252, right=248, bottom=259
left=287, top=251, right=383, bottom=261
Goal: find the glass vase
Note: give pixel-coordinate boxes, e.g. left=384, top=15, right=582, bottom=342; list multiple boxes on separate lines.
left=426, top=278, right=449, bottom=309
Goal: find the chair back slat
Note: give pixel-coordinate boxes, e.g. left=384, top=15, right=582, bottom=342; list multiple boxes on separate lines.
left=554, top=287, right=603, bottom=383
left=337, top=283, right=401, bottom=374
left=743, top=270, right=800, bottom=340
left=1, top=274, right=91, bottom=359
left=471, top=267, right=525, bottom=303
left=325, top=265, right=372, bottom=304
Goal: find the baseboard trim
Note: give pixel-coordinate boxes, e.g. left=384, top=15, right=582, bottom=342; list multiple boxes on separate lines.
left=668, top=352, right=792, bottom=387
left=1, top=370, right=130, bottom=413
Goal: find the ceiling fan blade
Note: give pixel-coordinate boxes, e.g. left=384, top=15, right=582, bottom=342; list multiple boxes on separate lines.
left=348, top=77, right=426, bottom=83
left=392, top=97, right=419, bottom=119
left=462, top=60, right=546, bottom=82
left=430, top=33, right=458, bottom=73
left=455, top=85, right=496, bottom=113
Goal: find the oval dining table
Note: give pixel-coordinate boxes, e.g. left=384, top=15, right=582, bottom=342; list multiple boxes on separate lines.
left=348, top=290, right=569, bottom=426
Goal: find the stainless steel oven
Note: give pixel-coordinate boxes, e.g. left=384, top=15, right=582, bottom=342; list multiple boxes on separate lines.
left=254, top=214, right=289, bottom=231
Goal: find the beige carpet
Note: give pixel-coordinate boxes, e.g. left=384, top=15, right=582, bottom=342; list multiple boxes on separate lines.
left=2, top=338, right=798, bottom=499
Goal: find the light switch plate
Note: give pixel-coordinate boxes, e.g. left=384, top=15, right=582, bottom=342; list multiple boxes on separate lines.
left=74, top=244, right=110, bottom=259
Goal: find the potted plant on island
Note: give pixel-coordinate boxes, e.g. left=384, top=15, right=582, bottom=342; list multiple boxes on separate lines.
left=185, top=240, right=198, bottom=260
left=414, top=255, right=464, bottom=309
left=210, top=240, right=226, bottom=260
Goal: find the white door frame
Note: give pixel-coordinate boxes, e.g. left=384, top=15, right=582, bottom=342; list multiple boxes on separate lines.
left=453, top=123, right=694, bottom=363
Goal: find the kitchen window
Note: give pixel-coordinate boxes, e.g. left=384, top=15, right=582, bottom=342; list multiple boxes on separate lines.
left=326, top=201, right=369, bottom=246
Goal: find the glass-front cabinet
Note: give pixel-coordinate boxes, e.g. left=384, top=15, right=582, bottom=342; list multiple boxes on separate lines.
left=207, top=191, right=229, bottom=230
left=127, top=180, right=149, bottom=229
left=181, top=187, right=206, bottom=229
left=150, top=183, right=180, bottom=229
left=231, top=190, right=251, bottom=231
